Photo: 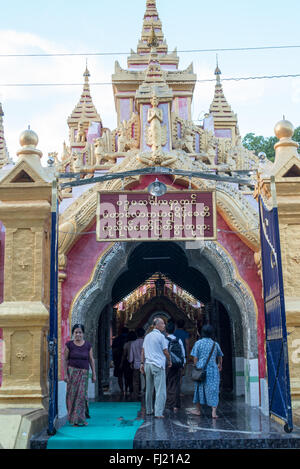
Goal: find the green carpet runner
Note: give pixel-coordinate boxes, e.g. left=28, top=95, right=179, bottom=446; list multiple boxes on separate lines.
left=47, top=402, right=143, bottom=449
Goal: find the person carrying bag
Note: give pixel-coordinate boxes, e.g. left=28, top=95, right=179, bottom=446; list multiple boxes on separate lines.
left=189, top=325, right=223, bottom=419
left=191, top=342, right=216, bottom=383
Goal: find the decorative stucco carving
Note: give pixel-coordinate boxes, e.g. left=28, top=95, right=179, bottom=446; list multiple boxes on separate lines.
left=70, top=240, right=257, bottom=359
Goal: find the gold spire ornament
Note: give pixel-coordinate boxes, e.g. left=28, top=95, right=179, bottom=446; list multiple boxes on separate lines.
left=147, top=25, right=159, bottom=48
left=0, top=103, right=11, bottom=167
left=67, top=66, right=101, bottom=144
left=209, top=62, right=238, bottom=141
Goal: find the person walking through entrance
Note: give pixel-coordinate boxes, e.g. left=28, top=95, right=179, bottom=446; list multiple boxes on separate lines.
left=112, top=327, right=128, bottom=395
left=165, top=321, right=185, bottom=412
left=129, top=328, right=145, bottom=400
left=140, top=318, right=172, bottom=418
left=63, top=324, right=96, bottom=426
left=174, top=319, right=190, bottom=359
left=174, top=319, right=190, bottom=396
left=190, top=324, right=223, bottom=419
left=121, top=330, right=137, bottom=396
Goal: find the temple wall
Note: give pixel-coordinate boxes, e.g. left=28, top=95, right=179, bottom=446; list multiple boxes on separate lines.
left=119, top=98, right=131, bottom=123
left=178, top=98, right=188, bottom=121
left=217, top=214, right=265, bottom=381
left=215, top=129, right=232, bottom=139
left=60, top=227, right=111, bottom=376
left=59, top=180, right=264, bottom=394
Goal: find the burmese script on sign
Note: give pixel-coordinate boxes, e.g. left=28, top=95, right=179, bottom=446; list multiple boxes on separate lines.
left=96, top=190, right=216, bottom=242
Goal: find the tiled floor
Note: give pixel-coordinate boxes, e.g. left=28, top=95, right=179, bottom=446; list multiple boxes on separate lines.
left=31, top=395, right=300, bottom=449
left=133, top=396, right=300, bottom=449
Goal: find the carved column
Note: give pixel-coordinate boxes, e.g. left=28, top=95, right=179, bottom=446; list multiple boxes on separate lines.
left=0, top=129, right=52, bottom=408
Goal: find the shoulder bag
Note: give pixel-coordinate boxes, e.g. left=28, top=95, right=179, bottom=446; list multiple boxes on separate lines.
left=191, top=341, right=216, bottom=383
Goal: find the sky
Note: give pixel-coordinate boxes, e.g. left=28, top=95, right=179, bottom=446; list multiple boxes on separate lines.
left=1, top=0, right=300, bottom=163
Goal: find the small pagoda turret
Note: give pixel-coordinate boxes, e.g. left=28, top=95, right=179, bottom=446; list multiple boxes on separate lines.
left=208, top=62, right=238, bottom=142
left=0, top=103, right=12, bottom=168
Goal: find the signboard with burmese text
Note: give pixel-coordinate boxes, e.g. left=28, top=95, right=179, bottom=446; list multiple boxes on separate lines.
left=96, top=190, right=216, bottom=242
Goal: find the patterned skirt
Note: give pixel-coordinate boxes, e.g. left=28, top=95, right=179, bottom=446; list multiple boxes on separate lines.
left=66, top=366, right=89, bottom=425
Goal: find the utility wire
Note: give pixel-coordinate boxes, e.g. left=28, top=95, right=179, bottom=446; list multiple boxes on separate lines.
left=0, top=44, right=300, bottom=57
left=0, top=73, right=300, bottom=87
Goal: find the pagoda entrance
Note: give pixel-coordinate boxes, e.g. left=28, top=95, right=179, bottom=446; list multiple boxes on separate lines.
left=99, top=274, right=234, bottom=398
left=70, top=240, right=258, bottom=406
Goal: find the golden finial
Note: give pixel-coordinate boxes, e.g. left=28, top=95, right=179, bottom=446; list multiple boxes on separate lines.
left=19, top=128, right=39, bottom=148
left=274, top=117, right=294, bottom=140
left=83, top=60, right=90, bottom=79
left=214, top=55, right=222, bottom=83
left=147, top=25, right=159, bottom=48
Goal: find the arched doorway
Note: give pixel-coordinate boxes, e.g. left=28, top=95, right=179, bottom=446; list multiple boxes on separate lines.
left=70, top=240, right=258, bottom=405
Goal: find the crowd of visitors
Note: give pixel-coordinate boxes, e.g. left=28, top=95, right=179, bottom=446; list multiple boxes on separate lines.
left=63, top=318, right=223, bottom=425
left=111, top=317, right=223, bottom=419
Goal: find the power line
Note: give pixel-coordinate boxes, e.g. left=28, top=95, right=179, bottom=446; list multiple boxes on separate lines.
left=0, top=44, right=300, bottom=58
left=0, top=73, right=299, bottom=87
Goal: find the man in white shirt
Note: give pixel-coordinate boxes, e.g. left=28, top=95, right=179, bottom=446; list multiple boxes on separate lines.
left=140, top=317, right=172, bottom=418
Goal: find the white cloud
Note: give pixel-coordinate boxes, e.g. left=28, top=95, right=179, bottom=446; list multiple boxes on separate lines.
left=0, top=29, right=299, bottom=162
left=0, top=30, right=115, bottom=162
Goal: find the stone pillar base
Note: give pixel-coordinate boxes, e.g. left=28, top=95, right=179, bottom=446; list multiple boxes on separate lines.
left=0, top=301, right=49, bottom=409
left=0, top=408, right=48, bottom=449
left=0, top=386, right=48, bottom=409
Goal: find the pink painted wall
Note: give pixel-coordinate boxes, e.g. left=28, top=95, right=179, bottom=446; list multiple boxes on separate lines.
left=60, top=223, right=111, bottom=375
left=178, top=97, right=188, bottom=121
left=119, top=98, right=131, bottom=123
left=217, top=214, right=265, bottom=380
left=215, top=129, right=232, bottom=138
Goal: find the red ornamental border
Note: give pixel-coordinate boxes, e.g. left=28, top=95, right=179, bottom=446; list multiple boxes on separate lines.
left=96, top=190, right=217, bottom=242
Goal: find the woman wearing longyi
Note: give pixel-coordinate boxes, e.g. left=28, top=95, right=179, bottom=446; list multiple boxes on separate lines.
left=63, top=324, right=96, bottom=426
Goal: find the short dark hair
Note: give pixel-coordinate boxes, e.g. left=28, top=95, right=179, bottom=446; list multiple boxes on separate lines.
left=201, top=324, right=214, bottom=339
left=136, top=328, right=145, bottom=338
left=166, top=321, right=175, bottom=334
left=121, top=327, right=129, bottom=334
left=177, top=319, right=185, bottom=328
left=72, top=324, right=85, bottom=335
left=127, top=331, right=137, bottom=342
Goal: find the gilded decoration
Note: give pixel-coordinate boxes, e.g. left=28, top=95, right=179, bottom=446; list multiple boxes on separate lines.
left=2, top=0, right=300, bottom=429
left=52, top=0, right=264, bottom=386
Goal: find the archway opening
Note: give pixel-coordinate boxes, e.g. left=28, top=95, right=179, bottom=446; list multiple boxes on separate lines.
left=96, top=242, right=236, bottom=400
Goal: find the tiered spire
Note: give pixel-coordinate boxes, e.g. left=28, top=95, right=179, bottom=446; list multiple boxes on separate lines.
left=137, top=0, right=167, bottom=55
left=136, top=35, right=173, bottom=103
left=128, top=0, right=179, bottom=69
left=208, top=62, right=238, bottom=139
left=67, top=65, right=102, bottom=142
left=0, top=103, right=11, bottom=167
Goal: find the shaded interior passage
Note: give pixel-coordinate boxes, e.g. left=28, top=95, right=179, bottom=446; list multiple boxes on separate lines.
left=97, top=241, right=234, bottom=399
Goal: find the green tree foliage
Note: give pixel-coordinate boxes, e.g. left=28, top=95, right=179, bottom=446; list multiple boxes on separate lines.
left=242, top=126, right=300, bottom=162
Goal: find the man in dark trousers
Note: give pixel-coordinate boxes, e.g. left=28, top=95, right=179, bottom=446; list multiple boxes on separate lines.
left=129, top=327, right=145, bottom=400
left=112, top=327, right=128, bottom=395
left=165, top=321, right=185, bottom=412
